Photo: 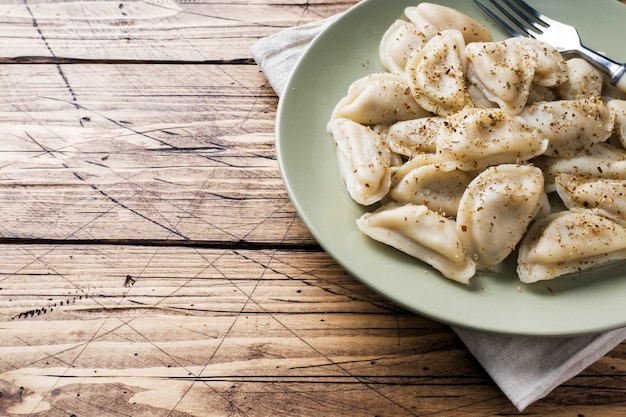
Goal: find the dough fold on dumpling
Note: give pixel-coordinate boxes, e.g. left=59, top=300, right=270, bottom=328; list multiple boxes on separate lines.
left=526, top=84, right=557, bottom=106
left=556, top=174, right=626, bottom=224
left=520, top=98, right=614, bottom=157
left=386, top=116, right=445, bottom=156
left=508, top=37, right=568, bottom=88
left=331, top=73, right=430, bottom=125
left=404, top=2, right=492, bottom=43
left=331, top=118, right=396, bottom=206
left=557, top=58, right=603, bottom=100
left=535, top=142, right=626, bottom=192
left=466, top=83, right=498, bottom=109
left=607, top=99, right=626, bottom=149
left=405, top=30, right=468, bottom=116
left=456, top=164, right=546, bottom=271
left=379, top=19, right=427, bottom=74
left=390, top=164, right=474, bottom=217
left=390, top=153, right=440, bottom=188
left=436, top=107, right=548, bottom=171
left=517, top=210, right=626, bottom=283
left=357, top=202, right=476, bottom=283
left=465, top=40, right=538, bottom=114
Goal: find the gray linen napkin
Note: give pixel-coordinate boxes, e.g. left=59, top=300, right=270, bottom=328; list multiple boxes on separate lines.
left=250, top=12, right=626, bottom=411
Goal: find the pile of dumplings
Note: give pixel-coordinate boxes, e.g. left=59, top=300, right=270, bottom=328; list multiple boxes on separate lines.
left=328, top=2, right=626, bottom=285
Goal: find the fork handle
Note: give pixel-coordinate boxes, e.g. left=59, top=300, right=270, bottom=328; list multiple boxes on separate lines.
left=611, top=65, right=626, bottom=94
left=575, top=46, right=626, bottom=94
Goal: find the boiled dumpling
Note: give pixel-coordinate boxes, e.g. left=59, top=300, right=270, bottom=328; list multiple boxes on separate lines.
left=330, top=73, right=430, bottom=125
left=390, top=164, right=474, bottom=216
left=520, top=98, right=614, bottom=157
left=356, top=202, right=476, bottom=283
left=436, top=107, right=548, bottom=171
left=331, top=118, right=396, bottom=205
left=517, top=210, right=626, bottom=283
left=405, top=30, right=468, bottom=116
left=556, top=174, right=626, bottom=224
left=508, top=37, right=568, bottom=88
left=386, top=116, right=446, bottom=156
left=535, top=142, right=626, bottom=192
left=465, top=40, right=537, bottom=114
left=457, top=164, right=546, bottom=271
left=557, top=58, right=603, bottom=100
left=379, top=19, right=427, bottom=74
left=404, top=2, right=492, bottom=44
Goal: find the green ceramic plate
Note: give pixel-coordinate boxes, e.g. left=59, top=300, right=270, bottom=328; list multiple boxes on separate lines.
left=276, top=0, right=626, bottom=336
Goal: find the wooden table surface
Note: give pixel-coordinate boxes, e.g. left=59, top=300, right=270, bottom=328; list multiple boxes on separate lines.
left=2, top=1, right=626, bottom=416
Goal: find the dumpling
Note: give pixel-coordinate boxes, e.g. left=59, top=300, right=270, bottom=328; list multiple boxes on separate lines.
left=389, top=164, right=474, bottom=216
left=555, top=174, right=626, bottom=224
left=520, top=98, right=614, bottom=157
left=557, top=58, right=603, bottom=100
left=330, top=73, right=430, bottom=125
left=386, top=116, right=446, bottom=156
left=508, top=37, right=568, bottom=88
left=535, top=142, right=626, bottom=192
left=465, top=40, right=537, bottom=114
left=436, top=107, right=548, bottom=171
left=404, top=2, right=492, bottom=44
left=517, top=210, right=626, bottom=283
left=330, top=118, right=396, bottom=205
left=405, top=30, right=468, bottom=116
left=607, top=99, right=626, bottom=149
left=356, top=202, right=476, bottom=283
left=379, top=19, right=427, bottom=74
left=456, top=164, right=546, bottom=271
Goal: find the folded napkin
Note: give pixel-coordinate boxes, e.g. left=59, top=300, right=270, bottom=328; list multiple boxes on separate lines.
left=250, top=10, right=626, bottom=411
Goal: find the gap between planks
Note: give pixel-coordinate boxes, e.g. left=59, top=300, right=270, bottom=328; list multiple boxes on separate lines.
left=0, top=57, right=256, bottom=65
left=0, top=237, right=322, bottom=251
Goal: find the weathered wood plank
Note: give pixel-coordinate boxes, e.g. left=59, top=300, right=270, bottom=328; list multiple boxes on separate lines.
left=0, top=245, right=396, bottom=321
left=2, top=244, right=626, bottom=416
left=0, top=244, right=484, bottom=416
left=0, top=0, right=356, bottom=61
left=0, top=63, right=316, bottom=243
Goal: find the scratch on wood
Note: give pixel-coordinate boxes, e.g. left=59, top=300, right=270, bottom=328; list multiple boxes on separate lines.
left=207, top=249, right=421, bottom=416
left=12, top=293, right=89, bottom=320
left=37, top=152, right=190, bottom=239
left=87, top=181, right=189, bottom=239
left=24, top=132, right=65, bottom=158
left=24, top=2, right=80, bottom=111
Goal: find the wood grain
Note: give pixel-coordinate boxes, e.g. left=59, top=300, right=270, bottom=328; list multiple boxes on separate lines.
left=0, top=1, right=354, bottom=61
left=0, top=64, right=314, bottom=244
left=3, top=245, right=626, bottom=416
left=0, top=244, right=485, bottom=416
left=0, top=0, right=626, bottom=416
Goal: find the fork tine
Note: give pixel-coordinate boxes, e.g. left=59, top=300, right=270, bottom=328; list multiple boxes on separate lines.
left=500, top=0, right=546, bottom=31
left=507, top=0, right=545, bottom=21
left=508, top=0, right=564, bottom=31
left=472, top=0, right=523, bottom=38
left=489, top=0, right=542, bottom=35
left=474, top=0, right=550, bottom=39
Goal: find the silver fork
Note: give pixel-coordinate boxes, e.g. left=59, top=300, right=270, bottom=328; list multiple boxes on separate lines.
left=473, top=0, right=626, bottom=93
